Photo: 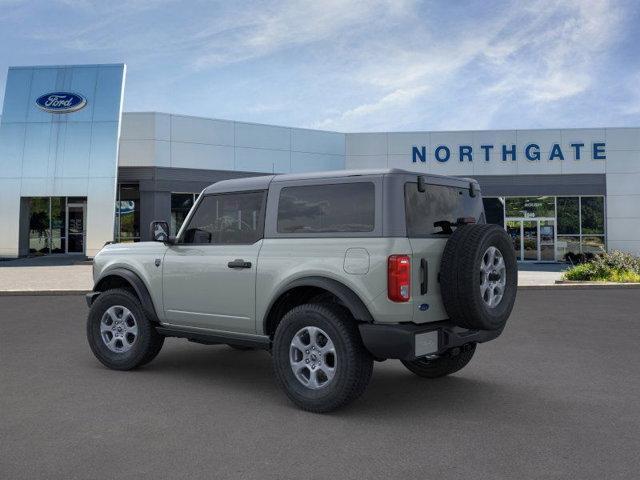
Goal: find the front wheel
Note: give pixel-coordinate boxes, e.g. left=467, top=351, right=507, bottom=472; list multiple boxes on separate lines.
left=86, top=288, right=164, bottom=370
left=401, top=344, right=476, bottom=378
left=272, top=304, right=373, bottom=413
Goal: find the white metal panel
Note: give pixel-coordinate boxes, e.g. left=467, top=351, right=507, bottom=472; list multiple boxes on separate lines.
left=606, top=218, right=640, bottom=242
left=120, top=113, right=157, bottom=140
left=606, top=128, right=640, bottom=151
left=605, top=150, right=640, bottom=173
left=346, top=132, right=387, bottom=156
left=235, top=122, right=290, bottom=150
left=291, top=128, right=344, bottom=155
left=606, top=172, right=640, bottom=195
left=170, top=115, right=234, bottom=146
left=607, top=240, right=640, bottom=255
left=290, top=151, right=344, bottom=173
left=606, top=195, right=640, bottom=218
left=170, top=141, right=235, bottom=170
left=345, top=154, right=387, bottom=169
left=387, top=132, right=429, bottom=156
left=472, top=151, right=518, bottom=176
left=234, top=147, right=290, bottom=173
left=118, top=139, right=158, bottom=167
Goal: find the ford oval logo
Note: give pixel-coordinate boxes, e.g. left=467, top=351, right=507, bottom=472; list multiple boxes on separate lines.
left=35, top=92, right=87, bottom=114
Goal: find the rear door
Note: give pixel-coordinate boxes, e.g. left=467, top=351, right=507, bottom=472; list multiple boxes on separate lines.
left=404, top=180, right=484, bottom=323
left=162, top=190, right=266, bottom=333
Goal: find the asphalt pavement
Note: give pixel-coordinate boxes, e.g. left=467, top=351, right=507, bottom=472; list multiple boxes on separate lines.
left=1, top=289, right=639, bottom=480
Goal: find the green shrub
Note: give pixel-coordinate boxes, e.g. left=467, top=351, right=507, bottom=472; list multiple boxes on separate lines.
left=563, top=250, right=640, bottom=282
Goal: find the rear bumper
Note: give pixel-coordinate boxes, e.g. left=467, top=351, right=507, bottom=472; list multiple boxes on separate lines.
left=358, top=321, right=503, bottom=361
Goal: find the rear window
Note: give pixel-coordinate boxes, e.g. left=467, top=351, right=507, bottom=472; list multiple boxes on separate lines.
left=277, top=182, right=375, bottom=233
left=405, top=182, right=483, bottom=236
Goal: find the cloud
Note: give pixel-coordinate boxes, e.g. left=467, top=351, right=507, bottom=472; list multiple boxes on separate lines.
left=0, top=0, right=633, bottom=131
left=313, top=0, right=626, bottom=131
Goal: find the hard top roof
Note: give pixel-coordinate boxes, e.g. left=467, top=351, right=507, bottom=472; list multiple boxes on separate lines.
left=201, top=168, right=476, bottom=194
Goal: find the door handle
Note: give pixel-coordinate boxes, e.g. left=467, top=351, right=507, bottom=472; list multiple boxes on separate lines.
left=228, top=259, right=252, bottom=269
left=420, top=258, right=428, bottom=295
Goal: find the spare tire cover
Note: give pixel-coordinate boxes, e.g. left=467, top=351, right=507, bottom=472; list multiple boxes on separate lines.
left=439, top=224, right=517, bottom=331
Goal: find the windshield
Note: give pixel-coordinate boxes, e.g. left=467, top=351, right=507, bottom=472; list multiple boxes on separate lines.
left=404, top=182, right=483, bottom=237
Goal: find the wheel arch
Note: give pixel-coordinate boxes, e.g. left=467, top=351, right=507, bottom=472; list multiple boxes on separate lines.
left=262, top=276, right=373, bottom=337
left=93, top=268, right=159, bottom=322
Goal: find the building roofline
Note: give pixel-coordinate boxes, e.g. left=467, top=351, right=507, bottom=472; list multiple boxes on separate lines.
left=123, top=112, right=639, bottom=135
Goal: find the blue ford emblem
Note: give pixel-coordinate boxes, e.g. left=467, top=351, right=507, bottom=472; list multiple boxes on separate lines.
left=35, top=92, right=87, bottom=114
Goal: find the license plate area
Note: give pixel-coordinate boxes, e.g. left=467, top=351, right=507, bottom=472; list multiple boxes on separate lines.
left=414, top=330, right=439, bottom=357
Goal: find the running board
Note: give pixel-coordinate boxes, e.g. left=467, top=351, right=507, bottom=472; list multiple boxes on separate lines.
left=155, top=326, right=271, bottom=350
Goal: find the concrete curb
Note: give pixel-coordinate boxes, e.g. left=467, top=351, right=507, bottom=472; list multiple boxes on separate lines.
left=0, top=290, right=90, bottom=296
left=520, top=283, right=640, bottom=290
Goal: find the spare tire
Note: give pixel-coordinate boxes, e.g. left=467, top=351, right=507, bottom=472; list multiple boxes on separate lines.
left=440, top=224, right=517, bottom=331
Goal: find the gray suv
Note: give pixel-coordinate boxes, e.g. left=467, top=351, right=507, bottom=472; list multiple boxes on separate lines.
left=86, top=169, right=517, bottom=412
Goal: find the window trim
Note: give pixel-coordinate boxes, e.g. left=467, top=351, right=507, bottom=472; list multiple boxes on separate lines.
left=175, top=189, right=268, bottom=246
left=275, top=181, right=376, bottom=235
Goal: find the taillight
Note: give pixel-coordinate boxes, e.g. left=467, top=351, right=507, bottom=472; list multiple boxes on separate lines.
left=388, top=255, right=411, bottom=302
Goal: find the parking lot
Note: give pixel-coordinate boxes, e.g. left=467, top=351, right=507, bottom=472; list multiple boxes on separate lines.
left=1, top=289, right=639, bottom=480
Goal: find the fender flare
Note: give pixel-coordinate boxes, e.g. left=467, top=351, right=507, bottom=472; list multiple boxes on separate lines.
left=262, top=276, right=374, bottom=334
left=93, top=268, right=159, bottom=322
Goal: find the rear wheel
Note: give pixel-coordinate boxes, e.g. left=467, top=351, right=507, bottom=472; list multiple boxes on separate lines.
left=272, top=303, right=373, bottom=413
left=86, top=288, right=164, bottom=370
left=401, top=344, right=476, bottom=378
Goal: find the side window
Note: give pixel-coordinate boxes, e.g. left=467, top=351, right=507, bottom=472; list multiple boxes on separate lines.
left=277, top=182, right=375, bottom=234
left=181, top=191, right=265, bottom=245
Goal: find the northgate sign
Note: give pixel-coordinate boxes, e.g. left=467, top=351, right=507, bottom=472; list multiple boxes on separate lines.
left=411, top=142, right=606, bottom=163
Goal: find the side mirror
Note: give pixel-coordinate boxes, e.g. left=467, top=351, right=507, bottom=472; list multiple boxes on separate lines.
left=150, top=221, right=170, bottom=242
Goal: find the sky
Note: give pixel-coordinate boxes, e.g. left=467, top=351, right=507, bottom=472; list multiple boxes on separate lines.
left=0, top=0, right=639, bottom=132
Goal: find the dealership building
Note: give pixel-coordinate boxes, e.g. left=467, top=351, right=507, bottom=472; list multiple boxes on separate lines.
left=1, top=63, right=639, bottom=260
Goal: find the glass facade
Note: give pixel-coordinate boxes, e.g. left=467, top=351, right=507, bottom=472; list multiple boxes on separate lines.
left=26, top=197, right=86, bottom=255
left=114, top=184, right=140, bottom=242
left=483, top=195, right=606, bottom=261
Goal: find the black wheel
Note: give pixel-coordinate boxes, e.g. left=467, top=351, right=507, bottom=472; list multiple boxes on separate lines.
left=86, top=288, right=164, bottom=370
left=228, top=345, right=255, bottom=351
left=401, top=344, right=476, bottom=378
left=272, top=303, right=373, bottom=413
left=440, top=224, right=517, bottom=331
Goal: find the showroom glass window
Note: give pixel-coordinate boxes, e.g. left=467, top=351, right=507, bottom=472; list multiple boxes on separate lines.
left=114, top=184, right=140, bottom=242
left=181, top=191, right=265, bottom=244
left=171, top=193, right=199, bottom=235
left=277, top=183, right=375, bottom=234
left=26, top=196, right=86, bottom=255
left=505, top=197, right=555, bottom=218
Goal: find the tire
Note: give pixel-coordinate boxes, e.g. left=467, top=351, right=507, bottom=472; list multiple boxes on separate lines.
left=272, top=303, right=373, bottom=413
left=401, top=343, right=476, bottom=378
left=86, top=288, right=164, bottom=370
left=440, top=224, right=517, bottom=331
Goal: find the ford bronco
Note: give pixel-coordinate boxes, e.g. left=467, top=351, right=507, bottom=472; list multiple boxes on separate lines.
left=86, top=169, right=517, bottom=412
